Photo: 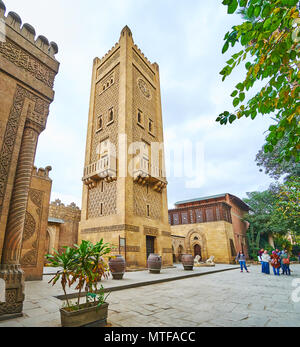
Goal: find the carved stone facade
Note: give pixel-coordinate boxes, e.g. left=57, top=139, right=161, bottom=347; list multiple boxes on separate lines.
left=0, top=2, right=59, bottom=319
left=79, top=26, right=172, bottom=269
left=46, top=200, right=81, bottom=255
left=21, top=167, right=52, bottom=281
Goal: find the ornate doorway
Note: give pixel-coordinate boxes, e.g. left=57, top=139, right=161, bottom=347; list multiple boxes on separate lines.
left=194, top=244, right=202, bottom=258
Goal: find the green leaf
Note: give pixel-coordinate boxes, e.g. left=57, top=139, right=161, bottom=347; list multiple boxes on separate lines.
left=262, top=4, right=271, bottom=18
left=247, top=5, right=255, bottom=18
left=239, top=92, right=245, bottom=102
left=228, top=0, right=238, bottom=14
left=229, top=114, right=237, bottom=123
left=263, top=17, right=272, bottom=30
left=239, top=0, right=248, bottom=7
left=233, top=98, right=240, bottom=107
left=222, top=41, right=229, bottom=54
left=231, top=90, right=238, bottom=97
left=254, top=6, right=261, bottom=17
left=236, top=82, right=244, bottom=91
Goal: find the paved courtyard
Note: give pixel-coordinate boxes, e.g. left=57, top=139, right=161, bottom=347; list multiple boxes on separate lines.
left=108, top=264, right=300, bottom=327
left=0, top=264, right=299, bottom=327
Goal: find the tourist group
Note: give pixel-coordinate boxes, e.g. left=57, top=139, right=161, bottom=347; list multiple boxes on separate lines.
left=235, top=249, right=292, bottom=276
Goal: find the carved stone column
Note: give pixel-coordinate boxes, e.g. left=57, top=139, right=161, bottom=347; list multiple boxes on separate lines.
left=0, top=120, right=42, bottom=319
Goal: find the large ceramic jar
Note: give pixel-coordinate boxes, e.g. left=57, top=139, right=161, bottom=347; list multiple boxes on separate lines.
left=147, top=254, right=162, bottom=274
left=181, top=254, right=194, bottom=271
left=109, top=255, right=126, bottom=280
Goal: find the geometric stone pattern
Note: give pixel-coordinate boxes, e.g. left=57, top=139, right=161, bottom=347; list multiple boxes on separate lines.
left=132, top=65, right=162, bottom=220
left=87, top=64, right=120, bottom=219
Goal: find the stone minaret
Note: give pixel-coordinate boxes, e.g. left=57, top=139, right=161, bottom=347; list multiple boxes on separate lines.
left=79, top=26, right=172, bottom=269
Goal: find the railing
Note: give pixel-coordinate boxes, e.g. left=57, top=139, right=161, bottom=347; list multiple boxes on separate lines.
left=133, top=155, right=167, bottom=191
left=83, top=155, right=117, bottom=182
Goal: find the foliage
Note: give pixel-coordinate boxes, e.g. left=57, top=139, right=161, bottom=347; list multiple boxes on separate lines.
left=292, top=243, right=300, bottom=256
left=276, top=176, right=300, bottom=224
left=273, top=235, right=293, bottom=252
left=45, top=239, right=112, bottom=311
left=243, top=180, right=299, bottom=258
left=255, top=134, right=300, bottom=180
left=247, top=224, right=261, bottom=259
left=86, top=285, right=110, bottom=311
left=217, top=0, right=300, bottom=162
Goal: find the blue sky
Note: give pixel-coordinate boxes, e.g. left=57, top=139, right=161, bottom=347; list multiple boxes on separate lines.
left=6, top=0, right=275, bottom=208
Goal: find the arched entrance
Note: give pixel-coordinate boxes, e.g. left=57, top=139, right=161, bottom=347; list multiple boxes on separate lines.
left=172, top=246, right=176, bottom=263
left=194, top=244, right=202, bottom=258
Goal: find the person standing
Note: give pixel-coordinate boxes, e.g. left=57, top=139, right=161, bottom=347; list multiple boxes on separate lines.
left=236, top=251, right=249, bottom=273
left=281, top=250, right=291, bottom=276
left=261, top=250, right=271, bottom=274
left=276, top=249, right=283, bottom=274
left=271, top=251, right=281, bottom=276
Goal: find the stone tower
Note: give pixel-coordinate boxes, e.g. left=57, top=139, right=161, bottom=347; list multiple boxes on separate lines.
left=79, top=26, right=173, bottom=269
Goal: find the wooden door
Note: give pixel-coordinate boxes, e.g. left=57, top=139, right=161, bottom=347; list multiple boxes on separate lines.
left=194, top=244, right=202, bottom=258
left=146, top=236, right=155, bottom=260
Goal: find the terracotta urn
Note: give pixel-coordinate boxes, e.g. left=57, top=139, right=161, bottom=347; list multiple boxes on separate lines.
left=109, top=255, right=126, bottom=280
left=181, top=254, right=194, bottom=271
left=147, top=254, right=162, bottom=274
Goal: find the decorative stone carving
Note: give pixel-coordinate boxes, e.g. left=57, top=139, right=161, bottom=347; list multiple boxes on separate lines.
left=137, top=78, right=152, bottom=100
left=0, top=39, right=56, bottom=88
left=0, top=85, right=49, bottom=217
left=22, top=211, right=36, bottom=242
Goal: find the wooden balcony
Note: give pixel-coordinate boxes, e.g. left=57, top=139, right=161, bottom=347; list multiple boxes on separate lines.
left=168, top=202, right=232, bottom=226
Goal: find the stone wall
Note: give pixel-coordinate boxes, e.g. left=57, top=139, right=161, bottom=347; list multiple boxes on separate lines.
left=171, top=221, right=236, bottom=264
left=47, top=200, right=80, bottom=254
left=0, top=1, right=59, bottom=319
left=21, top=167, right=52, bottom=281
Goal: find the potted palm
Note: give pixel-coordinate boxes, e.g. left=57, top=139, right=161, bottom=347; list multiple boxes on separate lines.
left=45, top=239, right=112, bottom=327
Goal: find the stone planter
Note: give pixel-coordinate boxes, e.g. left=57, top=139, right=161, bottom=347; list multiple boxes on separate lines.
left=60, top=302, right=109, bottom=327
left=147, top=254, right=162, bottom=274
left=181, top=254, right=194, bottom=271
left=109, top=255, right=126, bottom=280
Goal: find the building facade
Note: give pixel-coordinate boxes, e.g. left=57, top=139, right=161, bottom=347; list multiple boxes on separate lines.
left=78, top=26, right=173, bottom=269
left=46, top=199, right=80, bottom=256
left=169, top=194, right=250, bottom=263
left=0, top=1, right=59, bottom=319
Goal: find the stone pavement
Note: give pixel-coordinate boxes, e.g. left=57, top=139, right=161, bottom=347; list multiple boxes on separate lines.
left=0, top=264, right=299, bottom=327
